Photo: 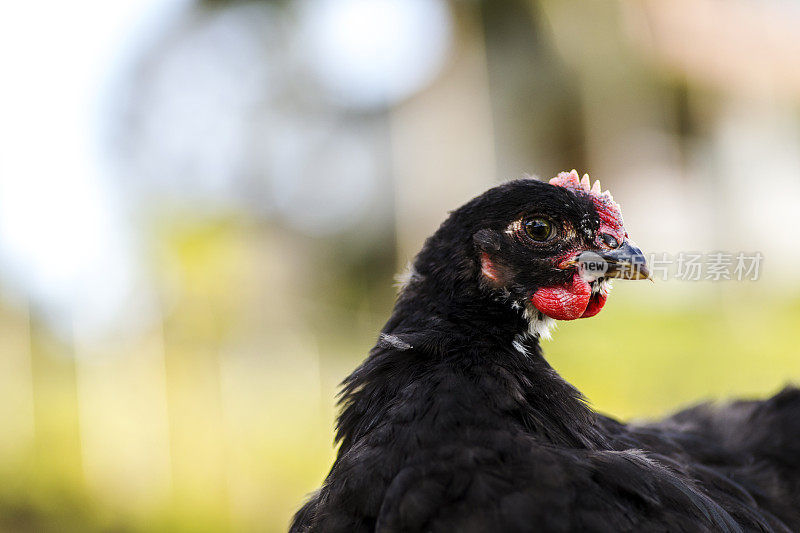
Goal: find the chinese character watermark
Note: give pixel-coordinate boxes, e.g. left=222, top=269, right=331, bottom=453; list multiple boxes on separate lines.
left=650, top=252, right=762, bottom=281
left=574, top=251, right=763, bottom=281
left=676, top=253, right=703, bottom=281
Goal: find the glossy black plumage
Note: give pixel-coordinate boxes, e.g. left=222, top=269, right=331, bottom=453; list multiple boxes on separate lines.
left=291, top=178, right=800, bottom=533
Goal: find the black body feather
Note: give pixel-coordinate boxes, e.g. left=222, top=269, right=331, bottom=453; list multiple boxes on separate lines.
left=291, top=179, right=800, bottom=532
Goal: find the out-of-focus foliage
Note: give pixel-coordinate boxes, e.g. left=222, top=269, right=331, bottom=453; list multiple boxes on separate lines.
left=2, top=286, right=799, bottom=532
left=2, top=0, right=800, bottom=531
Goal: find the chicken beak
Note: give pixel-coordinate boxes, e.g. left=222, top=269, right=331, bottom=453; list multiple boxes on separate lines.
left=596, top=241, right=650, bottom=280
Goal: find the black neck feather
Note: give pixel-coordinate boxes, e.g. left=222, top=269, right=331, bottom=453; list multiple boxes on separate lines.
left=335, top=234, right=608, bottom=456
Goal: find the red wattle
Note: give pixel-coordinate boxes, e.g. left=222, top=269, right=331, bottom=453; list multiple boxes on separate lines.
left=531, top=272, right=607, bottom=320
left=580, top=291, right=607, bottom=318
left=531, top=272, right=591, bottom=320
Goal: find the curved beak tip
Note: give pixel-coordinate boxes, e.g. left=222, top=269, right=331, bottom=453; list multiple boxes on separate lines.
left=577, top=241, right=650, bottom=281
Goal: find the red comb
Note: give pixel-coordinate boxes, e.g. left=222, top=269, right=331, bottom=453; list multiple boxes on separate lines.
left=549, top=169, right=625, bottom=235
left=549, top=170, right=620, bottom=210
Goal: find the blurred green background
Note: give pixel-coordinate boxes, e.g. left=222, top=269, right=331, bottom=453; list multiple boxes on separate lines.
left=2, top=0, right=800, bottom=531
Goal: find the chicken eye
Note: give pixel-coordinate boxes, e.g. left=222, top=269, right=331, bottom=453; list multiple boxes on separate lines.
left=524, top=217, right=555, bottom=242
left=600, top=233, right=619, bottom=249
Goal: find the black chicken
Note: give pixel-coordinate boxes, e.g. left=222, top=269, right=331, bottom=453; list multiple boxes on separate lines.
left=291, top=171, right=800, bottom=533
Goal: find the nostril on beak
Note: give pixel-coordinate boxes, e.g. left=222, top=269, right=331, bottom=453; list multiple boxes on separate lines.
left=575, top=242, right=649, bottom=280
left=599, top=242, right=649, bottom=280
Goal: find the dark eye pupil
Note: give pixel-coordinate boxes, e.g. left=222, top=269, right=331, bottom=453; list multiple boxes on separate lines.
left=525, top=218, right=553, bottom=241
left=601, top=233, right=619, bottom=248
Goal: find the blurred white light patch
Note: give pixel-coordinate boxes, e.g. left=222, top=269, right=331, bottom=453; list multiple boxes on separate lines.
left=0, top=0, right=178, bottom=339
left=301, top=0, right=453, bottom=108
left=124, top=2, right=278, bottom=207
left=0, top=167, right=139, bottom=338
left=119, top=1, right=387, bottom=236
left=267, top=124, right=377, bottom=235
